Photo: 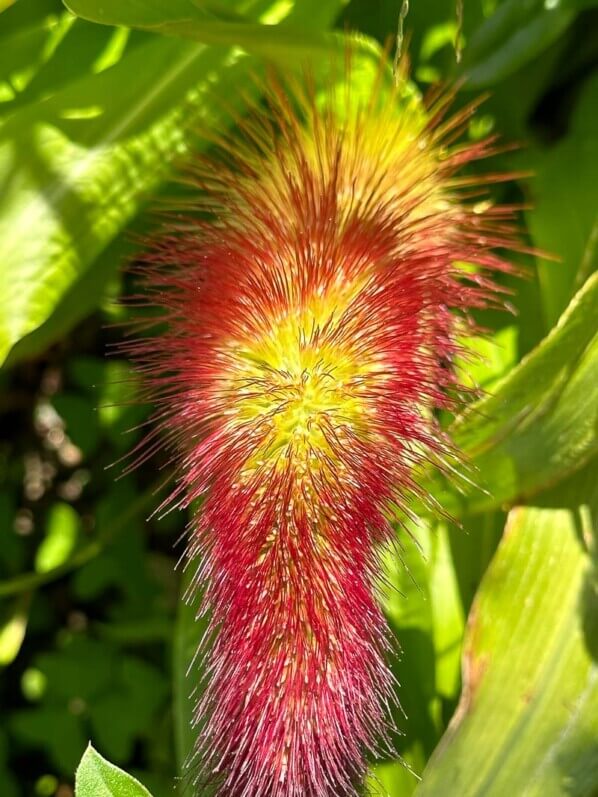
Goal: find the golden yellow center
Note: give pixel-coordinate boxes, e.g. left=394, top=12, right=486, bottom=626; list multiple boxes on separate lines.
left=223, top=284, right=380, bottom=477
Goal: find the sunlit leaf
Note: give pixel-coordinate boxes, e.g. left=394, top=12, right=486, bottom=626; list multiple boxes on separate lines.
left=416, top=463, right=598, bottom=796
left=64, top=0, right=348, bottom=62
left=34, top=502, right=80, bottom=573
left=1, top=0, right=346, bottom=366
left=75, top=744, right=153, bottom=797
left=0, top=593, right=31, bottom=666
left=431, top=272, right=598, bottom=515
left=0, top=28, right=235, bottom=365
left=367, top=518, right=467, bottom=794
left=429, top=524, right=465, bottom=702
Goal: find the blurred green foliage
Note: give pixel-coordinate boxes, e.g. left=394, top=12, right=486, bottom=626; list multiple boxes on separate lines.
left=0, top=1, right=597, bottom=796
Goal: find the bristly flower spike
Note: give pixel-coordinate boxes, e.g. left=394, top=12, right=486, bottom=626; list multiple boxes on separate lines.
left=123, top=59, right=521, bottom=797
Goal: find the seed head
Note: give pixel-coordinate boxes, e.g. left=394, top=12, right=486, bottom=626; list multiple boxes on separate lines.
left=125, top=62, right=518, bottom=797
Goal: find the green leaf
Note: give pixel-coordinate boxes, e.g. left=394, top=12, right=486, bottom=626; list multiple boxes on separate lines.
left=0, top=29, right=230, bottom=365
left=35, top=502, right=81, bottom=573
left=0, top=593, right=31, bottom=666
left=429, top=524, right=465, bottom=702
left=415, top=462, right=598, bottom=796
left=0, top=13, right=129, bottom=116
left=459, top=0, right=576, bottom=87
left=64, top=0, right=349, bottom=61
left=447, top=510, right=505, bottom=618
left=0, top=0, right=63, bottom=37
left=381, top=520, right=442, bottom=775
left=455, top=325, right=518, bottom=391
left=0, top=0, right=348, bottom=366
left=366, top=517, right=469, bottom=794
left=75, top=744, right=153, bottom=797
left=172, top=561, right=208, bottom=773
left=528, top=72, right=598, bottom=328
left=0, top=15, right=62, bottom=89
left=432, top=272, right=598, bottom=515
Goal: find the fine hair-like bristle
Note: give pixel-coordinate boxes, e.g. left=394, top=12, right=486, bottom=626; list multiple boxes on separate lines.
left=122, top=59, right=520, bottom=797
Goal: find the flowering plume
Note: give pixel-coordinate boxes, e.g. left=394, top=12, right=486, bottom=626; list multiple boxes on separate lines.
left=125, top=62, right=518, bottom=797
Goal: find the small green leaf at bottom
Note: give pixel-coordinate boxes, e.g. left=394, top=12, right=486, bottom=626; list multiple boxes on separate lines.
left=75, top=744, right=153, bottom=797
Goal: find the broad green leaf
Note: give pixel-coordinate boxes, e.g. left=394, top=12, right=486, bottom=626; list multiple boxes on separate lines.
left=75, top=744, right=153, bottom=797
left=0, top=15, right=63, bottom=90
left=366, top=760, right=420, bottom=797
left=5, top=233, right=137, bottom=365
left=0, top=0, right=344, bottom=366
left=431, top=272, right=598, bottom=515
left=36, top=636, right=115, bottom=702
left=0, top=0, right=61, bottom=33
left=0, top=13, right=129, bottom=116
left=528, top=72, right=598, bottom=328
left=459, top=0, right=576, bottom=87
left=0, top=30, right=236, bottom=365
left=416, top=462, right=598, bottom=796
left=64, top=0, right=347, bottom=61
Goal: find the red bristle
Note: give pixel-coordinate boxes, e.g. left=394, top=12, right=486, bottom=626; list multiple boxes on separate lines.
left=122, top=63, right=520, bottom=797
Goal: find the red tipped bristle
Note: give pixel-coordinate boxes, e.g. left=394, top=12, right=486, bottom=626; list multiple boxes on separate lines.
left=122, top=61, right=520, bottom=797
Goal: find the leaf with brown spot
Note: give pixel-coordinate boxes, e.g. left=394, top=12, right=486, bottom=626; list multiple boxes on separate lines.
left=416, top=462, right=598, bottom=797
